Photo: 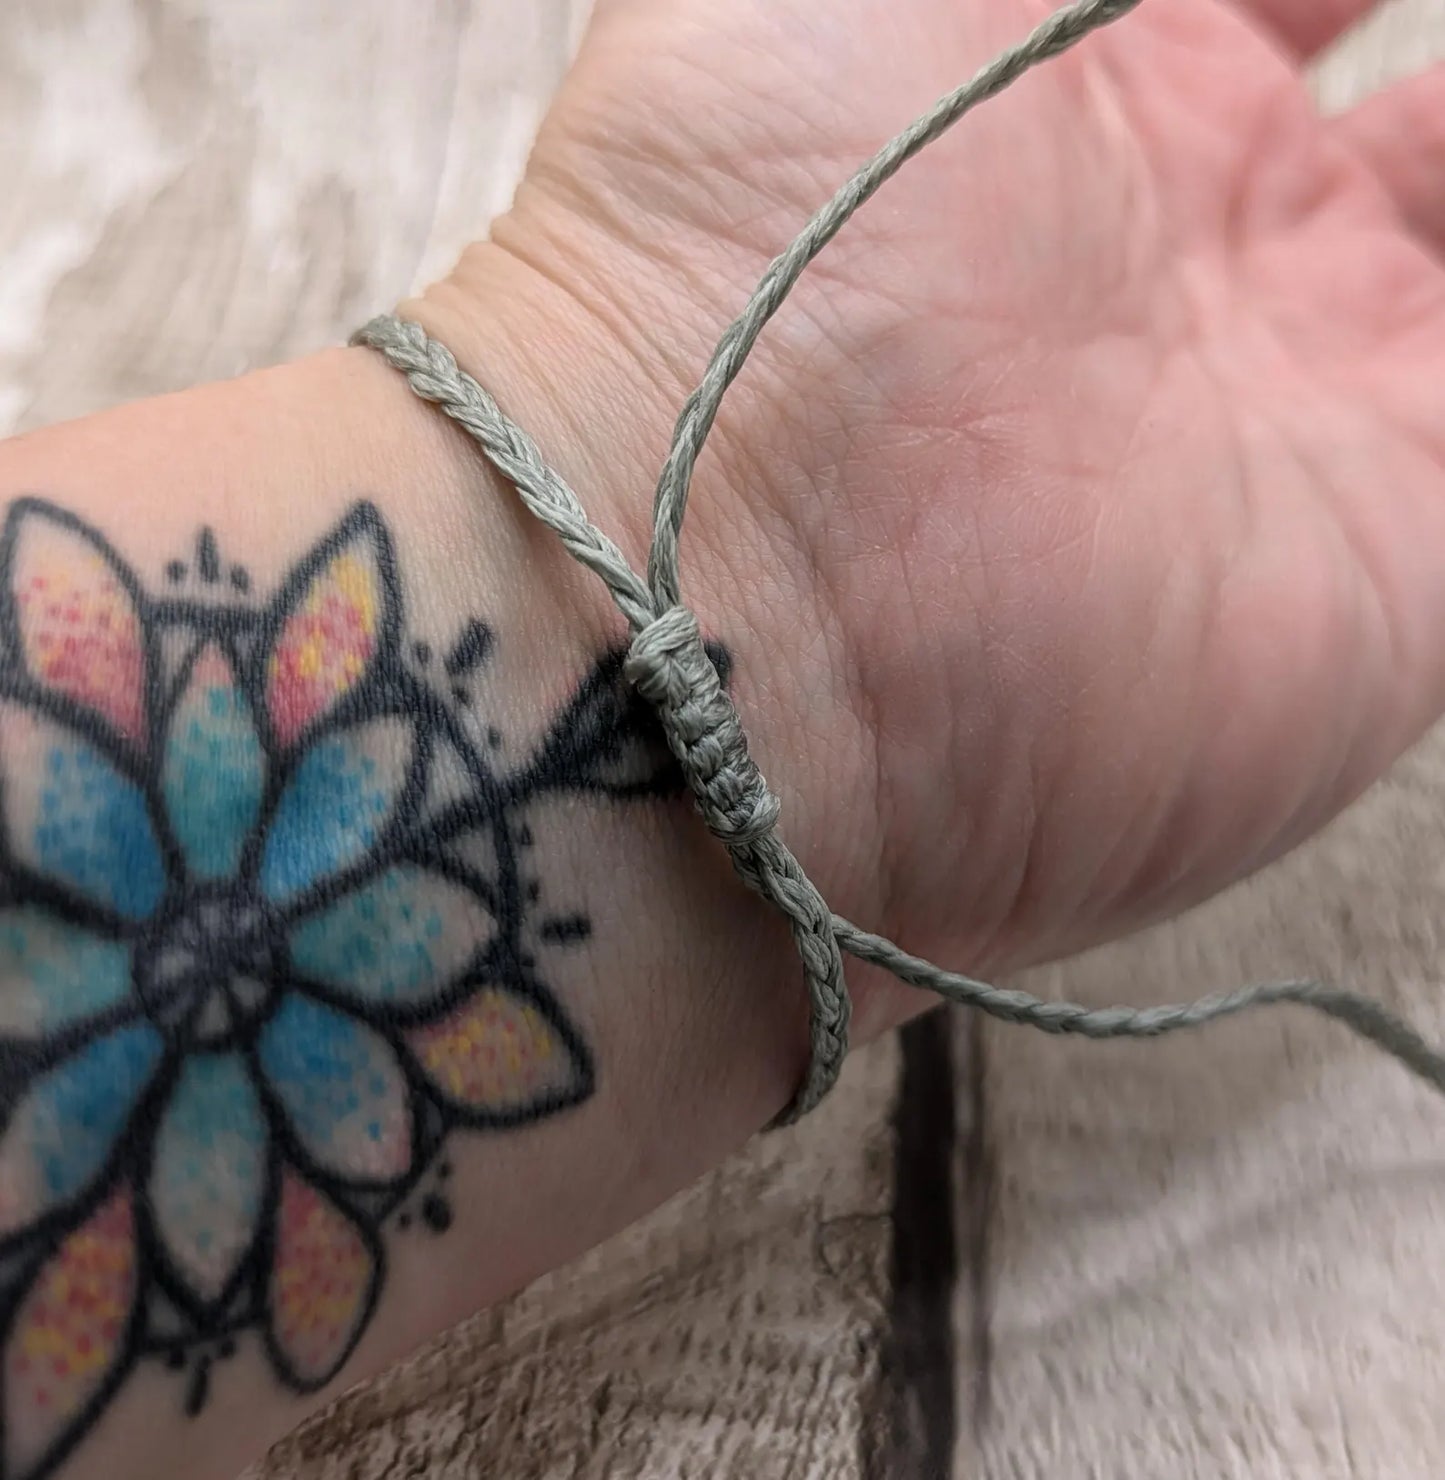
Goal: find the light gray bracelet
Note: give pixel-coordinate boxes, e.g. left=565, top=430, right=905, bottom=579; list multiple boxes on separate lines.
left=355, top=0, right=1445, bottom=1124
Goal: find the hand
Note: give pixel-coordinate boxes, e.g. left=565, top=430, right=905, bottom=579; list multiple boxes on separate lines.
left=410, top=0, right=1445, bottom=1036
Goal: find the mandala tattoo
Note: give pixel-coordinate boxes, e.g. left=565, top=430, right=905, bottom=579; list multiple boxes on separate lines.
left=0, top=499, right=696, bottom=1480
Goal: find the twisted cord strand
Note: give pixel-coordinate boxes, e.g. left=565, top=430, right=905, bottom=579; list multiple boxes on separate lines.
left=354, top=0, right=1445, bottom=1120
left=835, top=921, right=1445, bottom=1095
left=646, top=0, right=1147, bottom=607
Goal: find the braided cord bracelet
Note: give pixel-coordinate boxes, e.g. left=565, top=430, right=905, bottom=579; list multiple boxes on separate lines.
left=355, top=0, right=1445, bottom=1124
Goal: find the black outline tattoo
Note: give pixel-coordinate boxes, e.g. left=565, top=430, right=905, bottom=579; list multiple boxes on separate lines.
left=0, top=499, right=703, bottom=1479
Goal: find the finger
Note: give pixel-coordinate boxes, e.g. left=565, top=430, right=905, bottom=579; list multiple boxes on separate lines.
left=1331, top=64, right=1445, bottom=255
left=1234, top=0, right=1380, bottom=59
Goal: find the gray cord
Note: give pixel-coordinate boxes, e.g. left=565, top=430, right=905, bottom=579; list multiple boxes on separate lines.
left=353, top=0, right=1445, bottom=1122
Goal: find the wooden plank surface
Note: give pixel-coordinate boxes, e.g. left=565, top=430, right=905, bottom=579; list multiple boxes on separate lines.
left=2, top=3, right=1444, bottom=1477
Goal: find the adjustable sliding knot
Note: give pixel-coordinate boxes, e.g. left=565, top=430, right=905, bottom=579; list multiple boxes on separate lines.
left=626, top=604, right=847, bottom=1121
left=625, top=606, right=780, bottom=848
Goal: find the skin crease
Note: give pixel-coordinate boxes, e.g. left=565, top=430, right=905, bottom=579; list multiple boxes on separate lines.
left=412, top=0, right=1445, bottom=1038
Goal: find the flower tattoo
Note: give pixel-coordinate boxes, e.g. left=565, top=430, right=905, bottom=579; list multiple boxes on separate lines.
left=0, top=500, right=685, bottom=1480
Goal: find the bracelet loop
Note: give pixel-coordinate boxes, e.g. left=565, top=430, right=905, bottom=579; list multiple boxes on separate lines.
left=354, top=0, right=1445, bottom=1124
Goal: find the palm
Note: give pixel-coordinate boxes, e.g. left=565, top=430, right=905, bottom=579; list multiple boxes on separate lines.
left=476, top=0, right=1445, bottom=989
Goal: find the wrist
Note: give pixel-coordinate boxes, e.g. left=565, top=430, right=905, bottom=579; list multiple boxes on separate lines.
left=0, top=338, right=828, bottom=1480
left=401, top=241, right=899, bottom=1035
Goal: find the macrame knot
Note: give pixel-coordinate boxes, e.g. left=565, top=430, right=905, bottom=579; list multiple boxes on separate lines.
left=625, top=605, right=782, bottom=849
left=625, top=603, right=849, bottom=1119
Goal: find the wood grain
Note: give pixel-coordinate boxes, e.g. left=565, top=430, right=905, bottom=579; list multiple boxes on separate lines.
left=2, top=3, right=1444, bottom=1477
